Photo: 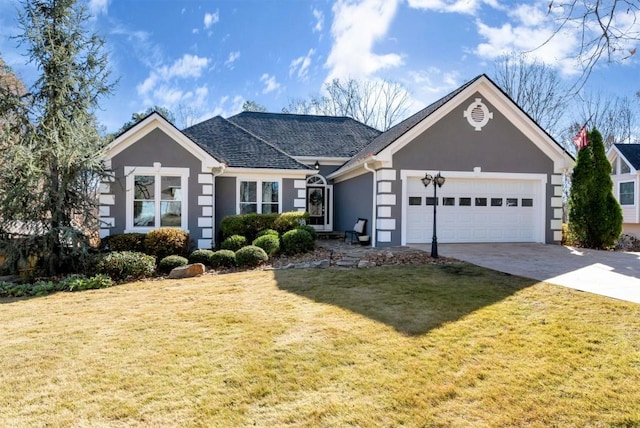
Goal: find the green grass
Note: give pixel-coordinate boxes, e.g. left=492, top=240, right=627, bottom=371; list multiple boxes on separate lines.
left=1, top=263, right=639, bottom=427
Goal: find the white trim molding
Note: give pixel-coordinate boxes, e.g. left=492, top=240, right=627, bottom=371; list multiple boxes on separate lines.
left=124, top=165, right=190, bottom=233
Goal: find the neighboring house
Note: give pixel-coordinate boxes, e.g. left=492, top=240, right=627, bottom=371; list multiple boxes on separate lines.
left=100, top=74, right=574, bottom=249
left=608, top=144, right=640, bottom=237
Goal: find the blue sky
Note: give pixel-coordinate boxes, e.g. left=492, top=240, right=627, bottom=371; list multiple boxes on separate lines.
left=0, top=0, right=638, bottom=133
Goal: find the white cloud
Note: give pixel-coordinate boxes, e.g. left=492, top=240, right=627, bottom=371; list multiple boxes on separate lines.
left=325, top=0, right=403, bottom=81
left=312, top=8, right=324, bottom=33
left=197, top=95, right=245, bottom=122
left=204, top=10, right=220, bottom=29
left=88, top=0, right=109, bottom=16
left=260, top=73, right=281, bottom=94
left=289, top=49, right=315, bottom=81
left=407, top=0, right=500, bottom=15
left=408, top=67, right=460, bottom=94
left=137, top=54, right=211, bottom=109
left=159, top=54, right=209, bottom=80
left=474, top=3, right=582, bottom=76
left=225, top=51, right=241, bottom=68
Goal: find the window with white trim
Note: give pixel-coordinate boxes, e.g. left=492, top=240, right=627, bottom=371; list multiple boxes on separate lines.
left=125, top=166, right=189, bottom=231
left=620, top=181, right=635, bottom=205
left=238, top=179, right=280, bottom=214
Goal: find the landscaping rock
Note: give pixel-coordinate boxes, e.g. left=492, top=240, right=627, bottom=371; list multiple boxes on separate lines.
left=169, top=263, right=205, bottom=279
left=357, top=260, right=377, bottom=268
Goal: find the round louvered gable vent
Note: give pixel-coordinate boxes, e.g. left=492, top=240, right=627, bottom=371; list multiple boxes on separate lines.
left=463, top=98, right=493, bottom=131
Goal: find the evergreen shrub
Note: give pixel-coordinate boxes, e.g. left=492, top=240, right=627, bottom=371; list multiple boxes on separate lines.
left=235, top=245, right=269, bottom=268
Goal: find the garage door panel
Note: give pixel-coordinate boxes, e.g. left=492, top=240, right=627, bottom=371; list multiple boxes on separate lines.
left=405, top=176, right=542, bottom=244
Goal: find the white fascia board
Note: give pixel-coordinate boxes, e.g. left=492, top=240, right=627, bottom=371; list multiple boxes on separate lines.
left=104, top=113, right=223, bottom=170
left=294, top=156, right=351, bottom=166
left=222, top=167, right=312, bottom=179
left=326, top=156, right=390, bottom=182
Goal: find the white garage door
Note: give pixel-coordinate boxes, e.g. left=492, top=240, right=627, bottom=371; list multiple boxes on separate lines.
left=405, top=176, right=542, bottom=243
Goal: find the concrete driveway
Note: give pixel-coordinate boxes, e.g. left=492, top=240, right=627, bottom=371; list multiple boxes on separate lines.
left=410, top=243, right=640, bottom=304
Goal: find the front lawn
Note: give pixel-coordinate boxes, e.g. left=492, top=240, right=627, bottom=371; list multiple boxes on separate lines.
left=1, top=263, right=639, bottom=426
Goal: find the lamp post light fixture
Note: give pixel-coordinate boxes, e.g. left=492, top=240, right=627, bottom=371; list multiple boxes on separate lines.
left=314, top=160, right=320, bottom=170
left=421, top=172, right=446, bottom=258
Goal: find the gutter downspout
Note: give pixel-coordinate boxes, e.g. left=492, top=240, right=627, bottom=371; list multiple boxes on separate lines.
left=363, top=161, right=376, bottom=248
left=210, top=165, right=226, bottom=248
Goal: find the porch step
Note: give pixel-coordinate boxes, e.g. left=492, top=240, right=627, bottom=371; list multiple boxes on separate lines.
left=317, top=231, right=345, bottom=240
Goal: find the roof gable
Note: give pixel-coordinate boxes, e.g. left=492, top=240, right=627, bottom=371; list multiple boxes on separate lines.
left=182, top=116, right=312, bottom=170
left=330, top=74, right=574, bottom=178
left=227, top=112, right=381, bottom=158
left=104, top=112, right=222, bottom=171
left=612, top=144, right=640, bottom=171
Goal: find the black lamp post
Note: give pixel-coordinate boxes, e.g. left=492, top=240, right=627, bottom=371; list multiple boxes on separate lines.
left=421, top=172, right=446, bottom=258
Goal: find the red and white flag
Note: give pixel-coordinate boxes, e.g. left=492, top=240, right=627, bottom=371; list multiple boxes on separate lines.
left=572, top=126, right=588, bottom=150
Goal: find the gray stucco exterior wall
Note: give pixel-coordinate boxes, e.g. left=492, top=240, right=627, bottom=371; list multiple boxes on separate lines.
left=282, top=178, right=297, bottom=212
left=333, top=173, right=373, bottom=235
left=214, top=176, right=236, bottom=245
left=106, top=128, right=206, bottom=244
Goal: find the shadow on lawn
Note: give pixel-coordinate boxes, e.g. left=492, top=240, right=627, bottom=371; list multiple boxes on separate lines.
left=274, top=262, right=537, bottom=336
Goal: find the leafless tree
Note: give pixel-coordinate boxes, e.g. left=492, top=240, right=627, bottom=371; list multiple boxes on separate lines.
left=544, top=1, right=639, bottom=87
left=568, top=91, right=638, bottom=150
left=283, top=78, right=412, bottom=131
left=492, top=52, right=570, bottom=140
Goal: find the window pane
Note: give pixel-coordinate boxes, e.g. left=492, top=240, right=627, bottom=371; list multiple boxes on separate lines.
left=160, top=201, right=182, bottom=226
left=240, top=181, right=257, bottom=203
left=426, top=197, right=438, bottom=206
left=161, top=176, right=181, bottom=201
left=134, top=201, right=155, bottom=226
left=240, top=203, right=257, bottom=214
left=621, top=161, right=631, bottom=174
left=475, top=197, right=487, bottom=207
left=506, top=198, right=518, bottom=207
left=620, top=182, right=634, bottom=205
left=262, top=181, right=279, bottom=203
left=459, top=197, right=471, bottom=206
left=491, top=198, right=503, bottom=207
left=261, top=203, right=279, bottom=214
left=443, top=197, right=455, bottom=206
left=134, top=176, right=154, bottom=200
left=522, top=198, right=533, bottom=207
left=408, top=197, right=422, bottom=206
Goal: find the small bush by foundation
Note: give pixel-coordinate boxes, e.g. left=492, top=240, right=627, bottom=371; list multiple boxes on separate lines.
left=158, top=255, right=189, bottom=274
left=235, top=245, right=269, bottom=268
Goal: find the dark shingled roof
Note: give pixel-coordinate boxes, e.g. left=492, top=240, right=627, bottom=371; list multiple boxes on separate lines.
left=182, top=116, right=311, bottom=170
left=227, top=112, right=382, bottom=158
left=337, top=75, right=483, bottom=171
left=615, top=144, right=640, bottom=170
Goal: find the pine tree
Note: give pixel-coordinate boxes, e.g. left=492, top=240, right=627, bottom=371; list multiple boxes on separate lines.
left=0, top=0, right=114, bottom=275
left=568, top=128, right=622, bottom=249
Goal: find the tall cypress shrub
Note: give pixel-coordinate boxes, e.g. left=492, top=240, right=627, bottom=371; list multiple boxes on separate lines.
left=568, top=128, right=622, bottom=249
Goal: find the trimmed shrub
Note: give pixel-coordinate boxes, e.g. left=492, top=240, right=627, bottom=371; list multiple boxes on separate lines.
left=256, top=228, right=279, bottom=238
left=144, top=228, right=189, bottom=260
left=188, top=249, right=215, bottom=265
left=60, top=274, right=114, bottom=292
left=235, top=245, right=269, bottom=268
left=209, top=250, right=236, bottom=269
left=280, top=229, right=315, bottom=255
left=273, top=211, right=310, bottom=233
left=220, top=234, right=247, bottom=252
left=220, top=213, right=279, bottom=241
left=99, top=233, right=146, bottom=252
left=295, top=224, right=317, bottom=240
left=252, top=234, right=280, bottom=256
left=158, top=255, right=189, bottom=274
left=94, top=251, right=156, bottom=282
left=281, top=228, right=314, bottom=255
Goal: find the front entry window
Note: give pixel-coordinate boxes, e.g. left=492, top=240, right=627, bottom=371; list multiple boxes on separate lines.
left=239, top=180, right=280, bottom=214
left=125, top=166, right=189, bottom=232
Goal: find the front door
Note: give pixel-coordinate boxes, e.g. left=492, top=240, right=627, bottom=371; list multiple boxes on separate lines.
left=306, top=175, right=332, bottom=231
